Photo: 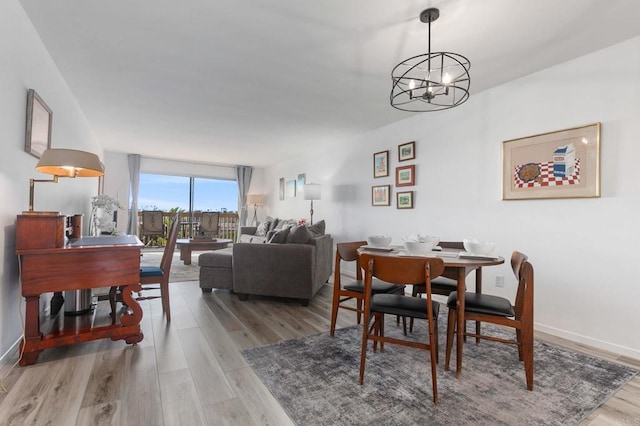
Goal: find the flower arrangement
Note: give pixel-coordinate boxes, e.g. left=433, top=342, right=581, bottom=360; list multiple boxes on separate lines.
left=298, top=218, right=307, bottom=226
left=90, top=195, right=123, bottom=235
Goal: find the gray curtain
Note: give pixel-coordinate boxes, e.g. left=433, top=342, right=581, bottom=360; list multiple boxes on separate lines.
left=236, top=166, right=252, bottom=240
left=127, top=154, right=141, bottom=235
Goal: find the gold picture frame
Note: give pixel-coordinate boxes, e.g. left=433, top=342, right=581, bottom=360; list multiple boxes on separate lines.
left=502, top=123, right=601, bottom=200
left=25, top=89, right=52, bottom=159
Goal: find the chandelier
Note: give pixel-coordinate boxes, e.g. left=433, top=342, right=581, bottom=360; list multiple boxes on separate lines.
left=390, top=8, right=471, bottom=112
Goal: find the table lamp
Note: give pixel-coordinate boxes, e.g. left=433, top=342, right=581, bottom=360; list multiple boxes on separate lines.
left=303, top=184, right=321, bottom=225
left=25, top=148, right=104, bottom=215
left=246, top=193, right=266, bottom=226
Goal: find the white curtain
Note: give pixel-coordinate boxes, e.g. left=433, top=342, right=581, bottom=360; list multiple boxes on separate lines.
left=236, top=166, right=252, bottom=240
left=127, top=154, right=141, bottom=235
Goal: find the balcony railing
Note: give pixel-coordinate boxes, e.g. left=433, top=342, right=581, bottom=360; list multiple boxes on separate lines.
left=137, top=211, right=239, bottom=245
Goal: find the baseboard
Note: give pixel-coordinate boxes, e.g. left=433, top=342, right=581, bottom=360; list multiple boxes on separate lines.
left=535, top=323, right=640, bottom=361
left=0, top=337, right=21, bottom=366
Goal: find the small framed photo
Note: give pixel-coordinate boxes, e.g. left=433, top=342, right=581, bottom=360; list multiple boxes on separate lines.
left=372, top=185, right=391, bottom=206
left=397, top=191, right=414, bottom=209
left=25, top=89, right=53, bottom=159
left=297, top=173, right=306, bottom=189
left=396, top=165, right=415, bottom=187
left=398, top=141, right=415, bottom=161
left=373, top=150, right=389, bottom=178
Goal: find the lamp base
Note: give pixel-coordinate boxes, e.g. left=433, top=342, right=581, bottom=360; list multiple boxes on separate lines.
left=22, top=210, right=61, bottom=216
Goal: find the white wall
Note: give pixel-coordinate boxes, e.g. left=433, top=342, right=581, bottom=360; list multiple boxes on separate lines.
left=0, top=0, right=103, bottom=358
left=262, top=37, right=640, bottom=359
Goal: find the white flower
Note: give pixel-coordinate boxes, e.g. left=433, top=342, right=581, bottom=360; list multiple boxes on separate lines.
left=91, top=195, right=123, bottom=214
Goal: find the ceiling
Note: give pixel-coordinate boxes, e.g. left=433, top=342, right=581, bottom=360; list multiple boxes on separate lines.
left=19, top=0, right=640, bottom=168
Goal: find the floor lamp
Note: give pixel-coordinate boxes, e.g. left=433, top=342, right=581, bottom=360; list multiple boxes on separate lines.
left=246, top=194, right=265, bottom=226
left=303, top=184, right=321, bottom=225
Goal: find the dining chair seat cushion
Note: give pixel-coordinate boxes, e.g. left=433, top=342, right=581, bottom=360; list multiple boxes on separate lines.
left=344, top=279, right=403, bottom=294
left=447, top=292, right=515, bottom=317
left=140, top=266, right=164, bottom=278
left=371, top=294, right=440, bottom=320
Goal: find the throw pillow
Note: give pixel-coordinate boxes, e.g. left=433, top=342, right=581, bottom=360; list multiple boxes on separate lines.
left=307, top=219, right=325, bottom=237
left=266, top=216, right=279, bottom=232
left=268, top=227, right=290, bottom=244
left=286, top=225, right=312, bottom=244
left=255, top=220, right=271, bottom=237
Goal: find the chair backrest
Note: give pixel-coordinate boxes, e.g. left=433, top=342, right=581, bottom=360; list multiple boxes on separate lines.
left=335, top=241, right=368, bottom=284
left=160, top=214, right=181, bottom=275
left=200, top=212, right=220, bottom=234
left=511, top=251, right=534, bottom=322
left=439, top=241, right=464, bottom=250
left=359, top=252, right=445, bottom=286
left=141, top=211, right=164, bottom=235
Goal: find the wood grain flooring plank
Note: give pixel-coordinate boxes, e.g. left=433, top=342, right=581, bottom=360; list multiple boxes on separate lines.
left=225, top=366, right=294, bottom=426
left=159, top=368, right=207, bottom=426
left=76, top=400, right=122, bottom=426
left=119, top=344, right=163, bottom=425
left=178, top=326, right=235, bottom=405
left=202, top=396, right=255, bottom=426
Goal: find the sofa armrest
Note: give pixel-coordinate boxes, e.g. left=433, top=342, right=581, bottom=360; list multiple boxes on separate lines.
left=240, top=226, right=257, bottom=236
left=310, top=234, right=333, bottom=287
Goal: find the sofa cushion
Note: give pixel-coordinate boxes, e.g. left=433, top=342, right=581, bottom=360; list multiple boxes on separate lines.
left=307, top=220, right=325, bottom=237
left=286, top=225, right=313, bottom=244
left=239, top=234, right=267, bottom=244
left=268, top=227, right=290, bottom=243
left=266, top=216, right=279, bottom=232
left=255, top=221, right=271, bottom=236
left=198, top=247, right=233, bottom=268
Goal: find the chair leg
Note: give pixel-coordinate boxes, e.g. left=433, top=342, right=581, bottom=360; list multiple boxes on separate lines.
left=379, top=314, right=385, bottom=352
left=330, top=284, right=341, bottom=336
left=356, top=298, right=362, bottom=324
left=429, top=317, right=439, bottom=404
left=522, top=325, right=534, bottom=391
left=516, top=328, right=523, bottom=361
left=433, top=318, right=439, bottom=364
left=160, top=280, right=171, bottom=321
left=359, top=313, right=371, bottom=385
left=445, top=308, right=456, bottom=371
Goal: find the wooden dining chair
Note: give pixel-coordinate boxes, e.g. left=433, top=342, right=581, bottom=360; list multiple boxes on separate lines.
left=445, top=251, right=534, bottom=390
left=329, top=241, right=404, bottom=336
left=358, top=252, right=444, bottom=404
left=409, top=241, right=464, bottom=332
left=140, top=210, right=165, bottom=246
left=110, top=214, right=181, bottom=321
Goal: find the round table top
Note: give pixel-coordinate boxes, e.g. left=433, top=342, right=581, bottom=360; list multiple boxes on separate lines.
left=357, top=246, right=504, bottom=268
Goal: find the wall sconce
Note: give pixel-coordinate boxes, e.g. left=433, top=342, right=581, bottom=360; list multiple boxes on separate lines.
left=25, top=148, right=105, bottom=215
left=246, top=193, right=266, bottom=226
left=303, top=184, right=321, bottom=225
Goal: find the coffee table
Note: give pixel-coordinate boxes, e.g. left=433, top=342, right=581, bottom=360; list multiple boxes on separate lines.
left=176, top=238, right=232, bottom=265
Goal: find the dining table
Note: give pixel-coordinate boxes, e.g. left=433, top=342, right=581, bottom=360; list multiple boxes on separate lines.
left=357, top=245, right=504, bottom=378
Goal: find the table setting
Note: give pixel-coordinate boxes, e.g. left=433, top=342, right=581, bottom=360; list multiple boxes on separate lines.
left=363, top=234, right=499, bottom=260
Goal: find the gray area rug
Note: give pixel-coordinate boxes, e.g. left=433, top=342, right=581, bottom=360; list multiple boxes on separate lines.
left=140, top=250, right=200, bottom=282
left=242, top=311, right=637, bottom=425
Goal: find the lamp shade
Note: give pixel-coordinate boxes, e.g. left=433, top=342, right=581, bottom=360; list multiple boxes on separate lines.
left=36, top=148, right=104, bottom=177
left=304, top=184, right=321, bottom=200
left=246, top=193, right=265, bottom=205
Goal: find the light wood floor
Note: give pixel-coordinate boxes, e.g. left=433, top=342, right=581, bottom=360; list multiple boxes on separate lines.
left=0, top=281, right=638, bottom=425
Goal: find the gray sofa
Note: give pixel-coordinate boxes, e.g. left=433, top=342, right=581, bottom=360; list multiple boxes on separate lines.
left=199, top=221, right=333, bottom=305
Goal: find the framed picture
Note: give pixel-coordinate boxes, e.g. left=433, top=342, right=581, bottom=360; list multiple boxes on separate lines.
left=502, top=123, right=601, bottom=200
left=372, top=185, right=391, bottom=206
left=286, top=179, right=296, bottom=198
left=397, top=191, right=414, bottom=209
left=398, top=141, right=415, bottom=161
left=279, top=178, right=285, bottom=200
left=25, top=89, right=52, bottom=159
left=373, top=150, right=389, bottom=178
left=396, top=165, right=415, bottom=187
left=297, top=173, right=306, bottom=190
